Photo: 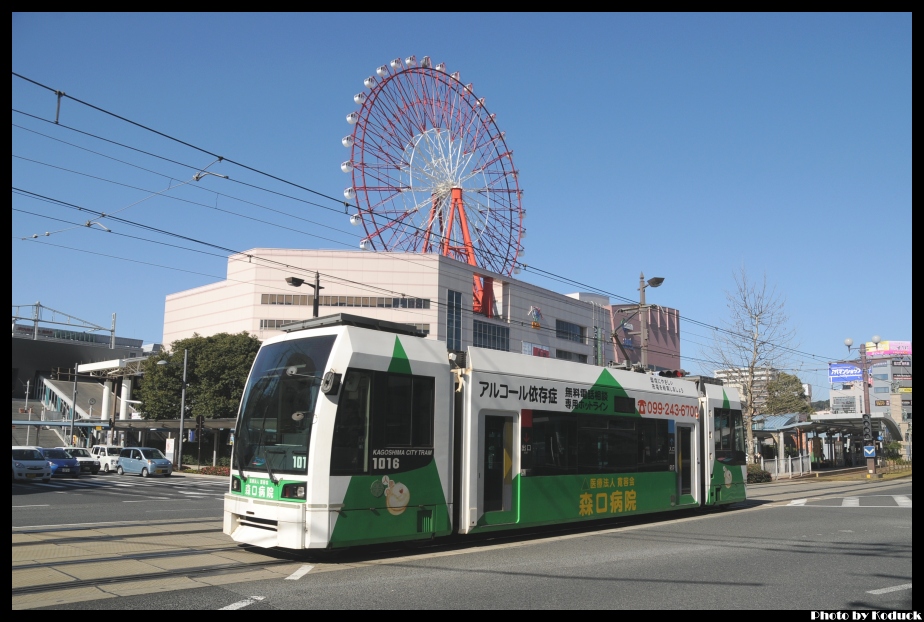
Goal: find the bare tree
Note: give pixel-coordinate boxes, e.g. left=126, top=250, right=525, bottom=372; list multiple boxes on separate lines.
left=702, top=267, right=797, bottom=463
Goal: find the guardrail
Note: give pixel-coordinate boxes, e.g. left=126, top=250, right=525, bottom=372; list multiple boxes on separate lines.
left=761, top=454, right=813, bottom=479
left=879, top=459, right=912, bottom=474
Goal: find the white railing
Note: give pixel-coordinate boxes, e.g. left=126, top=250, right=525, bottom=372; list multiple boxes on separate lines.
left=760, top=454, right=813, bottom=479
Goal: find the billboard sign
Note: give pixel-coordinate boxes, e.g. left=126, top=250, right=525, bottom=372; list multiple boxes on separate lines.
left=832, top=396, right=857, bottom=414
left=866, top=340, right=912, bottom=358
left=829, top=363, right=863, bottom=383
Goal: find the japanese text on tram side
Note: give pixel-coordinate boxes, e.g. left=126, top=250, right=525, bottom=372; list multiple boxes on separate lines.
left=637, top=399, right=698, bottom=418
left=243, top=477, right=276, bottom=500
left=648, top=376, right=687, bottom=394
left=565, top=386, right=608, bottom=410
left=580, top=479, right=638, bottom=516
left=479, top=382, right=558, bottom=404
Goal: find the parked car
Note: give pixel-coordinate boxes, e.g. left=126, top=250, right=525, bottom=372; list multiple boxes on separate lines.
left=117, top=447, right=173, bottom=477
left=40, top=447, right=81, bottom=478
left=12, top=446, right=52, bottom=483
left=90, top=444, right=123, bottom=473
left=57, top=447, right=101, bottom=474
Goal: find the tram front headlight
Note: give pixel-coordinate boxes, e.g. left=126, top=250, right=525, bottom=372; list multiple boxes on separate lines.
left=281, top=483, right=306, bottom=500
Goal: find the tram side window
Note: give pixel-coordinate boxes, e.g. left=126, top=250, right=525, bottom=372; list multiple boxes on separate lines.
left=524, top=413, right=577, bottom=475
left=715, top=407, right=747, bottom=465
left=577, top=415, right=636, bottom=473
left=331, top=370, right=372, bottom=475
left=379, top=374, right=434, bottom=447
left=637, top=419, right=670, bottom=472
left=523, top=412, right=669, bottom=476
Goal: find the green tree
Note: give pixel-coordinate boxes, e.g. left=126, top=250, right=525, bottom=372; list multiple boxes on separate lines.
left=810, top=399, right=829, bottom=412
left=765, top=372, right=813, bottom=415
left=883, top=441, right=902, bottom=460
left=139, top=332, right=261, bottom=420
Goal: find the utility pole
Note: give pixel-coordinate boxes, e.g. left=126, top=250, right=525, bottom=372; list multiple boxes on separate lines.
left=24, top=380, right=31, bottom=446
left=70, top=363, right=78, bottom=445
left=846, top=336, right=881, bottom=478
left=179, top=349, right=188, bottom=469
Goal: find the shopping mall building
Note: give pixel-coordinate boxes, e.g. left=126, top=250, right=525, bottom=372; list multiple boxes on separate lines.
left=163, top=249, right=682, bottom=371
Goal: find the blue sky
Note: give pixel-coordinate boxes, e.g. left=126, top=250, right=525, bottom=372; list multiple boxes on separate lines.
left=12, top=13, right=911, bottom=400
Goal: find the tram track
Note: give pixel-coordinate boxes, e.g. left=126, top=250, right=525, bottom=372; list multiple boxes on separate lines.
left=12, top=556, right=302, bottom=597
left=16, top=478, right=907, bottom=604
left=10, top=505, right=720, bottom=600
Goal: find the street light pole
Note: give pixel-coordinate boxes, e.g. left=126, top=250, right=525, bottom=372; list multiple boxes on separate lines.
left=286, top=273, right=324, bottom=318
left=179, top=349, right=188, bottom=469
left=638, top=272, right=664, bottom=370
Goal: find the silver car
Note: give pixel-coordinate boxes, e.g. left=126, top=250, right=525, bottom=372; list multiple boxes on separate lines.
left=12, top=446, right=52, bottom=483
left=117, top=447, right=173, bottom=477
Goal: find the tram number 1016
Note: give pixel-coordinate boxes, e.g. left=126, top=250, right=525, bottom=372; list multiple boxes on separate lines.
left=372, top=457, right=400, bottom=470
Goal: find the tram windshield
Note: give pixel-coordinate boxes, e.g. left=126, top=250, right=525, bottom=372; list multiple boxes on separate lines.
left=714, top=407, right=747, bottom=465
left=235, top=335, right=336, bottom=478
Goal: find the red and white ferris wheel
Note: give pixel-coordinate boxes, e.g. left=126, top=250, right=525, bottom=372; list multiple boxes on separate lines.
left=341, top=55, right=525, bottom=284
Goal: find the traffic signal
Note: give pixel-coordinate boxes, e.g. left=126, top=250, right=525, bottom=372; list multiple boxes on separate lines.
left=658, top=370, right=687, bottom=378
left=862, top=414, right=872, bottom=441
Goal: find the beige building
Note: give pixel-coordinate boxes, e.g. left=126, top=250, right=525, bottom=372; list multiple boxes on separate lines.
left=163, top=248, right=682, bottom=370
left=713, top=366, right=780, bottom=413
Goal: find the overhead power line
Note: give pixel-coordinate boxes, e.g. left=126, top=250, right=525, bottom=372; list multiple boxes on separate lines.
left=12, top=71, right=844, bottom=366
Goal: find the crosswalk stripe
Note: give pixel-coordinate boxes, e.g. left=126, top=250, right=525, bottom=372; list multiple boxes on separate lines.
left=893, top=495, right=912, bottom=507
left=843, top=497, right=860, bottom=507
left=788, top=499, right=807, bottom=506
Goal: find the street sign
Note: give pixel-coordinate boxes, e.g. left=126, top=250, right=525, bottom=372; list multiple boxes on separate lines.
left=863, top=445, right=877, bottom=458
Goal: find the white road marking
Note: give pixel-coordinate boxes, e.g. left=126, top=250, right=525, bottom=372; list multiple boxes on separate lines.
left=842, top=497, right=859, bottom=507
left=867, top=583, right=912, bottom=595
left=893, top=495, right=912, bottom=507
left=285, top=564, right=314, bottom=580
left=788, top=499, right=807, bottom=506
left=219, top=596, right=265, bottom=610
left=13, top=504, right=50, bottom=508
left=122, top=500, right=147, bottom=503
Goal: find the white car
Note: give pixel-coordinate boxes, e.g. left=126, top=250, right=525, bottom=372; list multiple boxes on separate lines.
left=90, top=444, right=123, bottom=473
left=12, top=446, right=52, bottom=483
left=57, top=446, right=101, bottom=475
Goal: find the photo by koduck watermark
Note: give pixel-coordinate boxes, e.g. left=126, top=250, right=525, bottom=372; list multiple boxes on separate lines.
left=810, top=613, right=920, bottom=620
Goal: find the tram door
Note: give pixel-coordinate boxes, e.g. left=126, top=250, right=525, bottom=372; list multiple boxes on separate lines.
left=482, top=412, right=517, bottom=523
left=676, top=424, right=693, bottom=499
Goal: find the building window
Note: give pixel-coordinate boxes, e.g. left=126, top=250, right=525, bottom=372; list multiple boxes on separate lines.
left=260, top=319, right=298, bottom=330
left=473, top=320, right=509, bottom=351
left=315, top=296, right=431, bottom=309
left=873, top=387, right=889, bottom=394
left=261, top=294, right=310, bottom=306
left=447, top=290, right=462, bottom=351
left=522, top=342, right=550, bottom=357
left=556, top=349, right=588, bottom=364
left=556, top=319, right=586, bottom=344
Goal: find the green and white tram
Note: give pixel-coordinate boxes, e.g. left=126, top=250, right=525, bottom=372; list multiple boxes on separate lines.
left=223, top=314, right=746, bottom=550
